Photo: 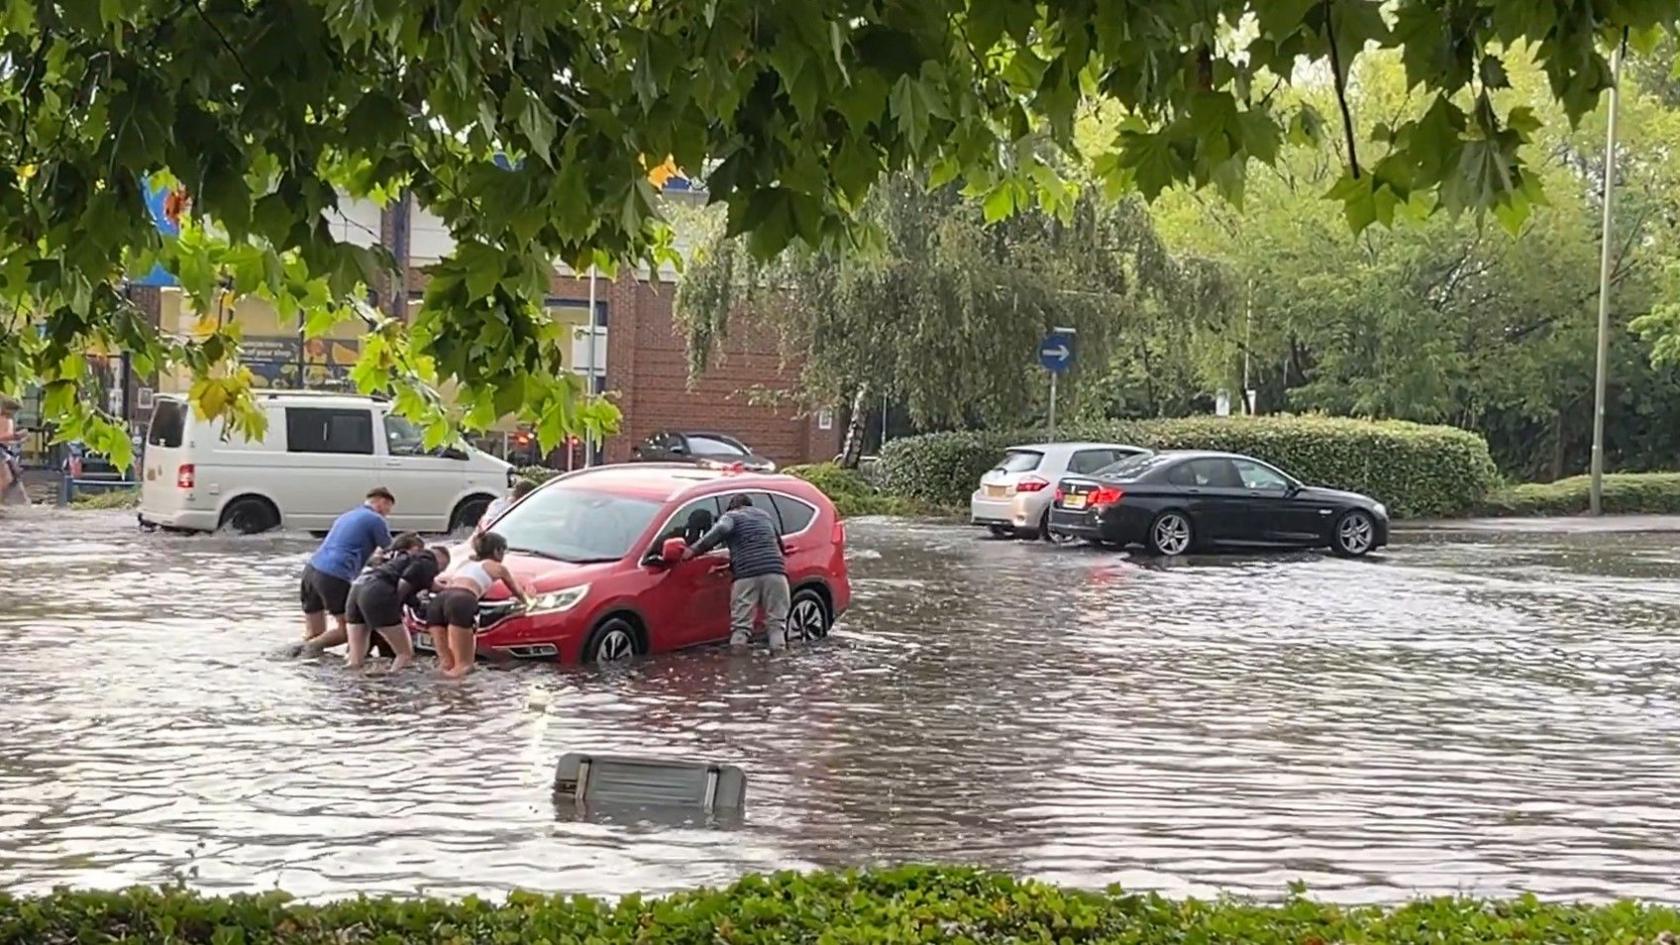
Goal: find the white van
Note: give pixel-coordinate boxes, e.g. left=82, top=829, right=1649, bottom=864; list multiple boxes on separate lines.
left=138, top=391, right=515, bottom=534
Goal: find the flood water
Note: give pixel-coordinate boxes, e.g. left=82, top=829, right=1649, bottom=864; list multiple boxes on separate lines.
left=3, top=507, right=1680, bottom=904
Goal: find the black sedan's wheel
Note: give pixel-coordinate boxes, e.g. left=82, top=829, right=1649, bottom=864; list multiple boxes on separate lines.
left=787, top=588, right=832, bottom=641
left=1039, top=510, right=1077, bottom=545
left=1333, top=510, right=1377, bottom=557
left=1146, top=510, right=1194, bottom=557
left=584, top=617, right=642, bottom=664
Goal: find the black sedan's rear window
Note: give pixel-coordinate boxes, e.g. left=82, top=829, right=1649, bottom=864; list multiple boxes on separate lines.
left=1096, top=453, right=1178, bottom=481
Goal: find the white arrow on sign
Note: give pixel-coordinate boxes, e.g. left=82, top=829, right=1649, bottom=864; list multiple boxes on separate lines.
left=1042, top=344, right=1070, bottom=360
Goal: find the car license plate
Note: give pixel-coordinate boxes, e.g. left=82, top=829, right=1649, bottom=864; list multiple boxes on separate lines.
left=415, top=632, right=434, bottom=651
left=985, top=484, right=1007, bottom=498
left=1063, top=494, right=1087, bottom=510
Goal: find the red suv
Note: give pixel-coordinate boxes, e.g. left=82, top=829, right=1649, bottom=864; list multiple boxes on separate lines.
left=408, top=464, right=850, bottom=664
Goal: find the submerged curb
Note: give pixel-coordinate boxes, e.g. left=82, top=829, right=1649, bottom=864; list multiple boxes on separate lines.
left=1395, top=513, right=1680, bottom=535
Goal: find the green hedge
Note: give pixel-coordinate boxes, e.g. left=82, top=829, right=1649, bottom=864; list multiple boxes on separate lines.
left=879, top=416, right=1500, bottom=519
left=1478, top=473, right=1680, bottom=517
left=3, top=868, right=1676, bottom=944
left=785, top=463, right=952, bottom=517
left=71, top=487, right=140, bottom=509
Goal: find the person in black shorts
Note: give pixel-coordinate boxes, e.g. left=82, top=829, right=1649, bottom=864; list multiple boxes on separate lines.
left=346, top=537, right=450, bottom=672
left=428, top=531, right=530, bottom=678
left=300, top=530, right=418, bottom=659
left=299, top=488, right=396, bottom=649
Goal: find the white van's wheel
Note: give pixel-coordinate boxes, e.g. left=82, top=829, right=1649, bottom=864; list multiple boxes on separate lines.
left=220, top=497, right=279, bottom=535
left=450, top=496, right=493, bottom=533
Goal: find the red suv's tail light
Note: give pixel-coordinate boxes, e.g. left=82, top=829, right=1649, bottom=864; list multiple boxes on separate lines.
left=832, top=519, right=846, bottom=547
left=1092, top=485, right=1124, bottom=506
left=1016, top=476, right=1049, bottom=493
left=176, top=464, right=196, bottom=489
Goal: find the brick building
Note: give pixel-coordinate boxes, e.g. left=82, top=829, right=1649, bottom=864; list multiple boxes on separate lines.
left=123, top=186, right=842, bottom=469
left=394, top=191, right=841, bottom=467
left=505, top=270, right=839, bottom=466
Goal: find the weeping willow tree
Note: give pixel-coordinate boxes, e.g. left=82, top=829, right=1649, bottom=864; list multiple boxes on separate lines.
left=674, top=174, right=1214, bottom=466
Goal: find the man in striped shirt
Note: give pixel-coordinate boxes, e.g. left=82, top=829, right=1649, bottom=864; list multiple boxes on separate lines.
left=685, top=493, right=790, bottom=649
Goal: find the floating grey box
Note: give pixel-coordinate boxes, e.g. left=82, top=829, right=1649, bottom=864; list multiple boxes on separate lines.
left=553, top=753, right=747, bottom=811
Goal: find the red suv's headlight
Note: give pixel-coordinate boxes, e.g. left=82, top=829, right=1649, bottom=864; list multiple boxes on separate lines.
left=527, top=585, right=590, bottom=615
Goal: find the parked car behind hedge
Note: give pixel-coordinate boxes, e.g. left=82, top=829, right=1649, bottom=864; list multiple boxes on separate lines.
left=880, top=415, right=1499, bottom=520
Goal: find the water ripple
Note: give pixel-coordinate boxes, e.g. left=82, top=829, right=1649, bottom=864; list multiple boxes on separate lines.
left=2, top=507, right=1679, bottom=902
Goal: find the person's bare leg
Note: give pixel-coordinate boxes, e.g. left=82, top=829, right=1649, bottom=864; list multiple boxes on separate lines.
left=375, top=625, right=415, bottom=672
left=430, top=624, right=453, bottom=673
left=302, top=610, right=326, bottom=642
left=302, top=625, right=349, bottom=653
left=443, top=626, right=476, bottom=678
left=346, top=623, right=372, bottom=669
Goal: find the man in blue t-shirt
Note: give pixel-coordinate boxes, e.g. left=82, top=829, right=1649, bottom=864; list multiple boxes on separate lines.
left=299, top=487, right=396, bottom=653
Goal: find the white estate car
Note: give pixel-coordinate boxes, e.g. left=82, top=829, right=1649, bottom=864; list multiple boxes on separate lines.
left=970, top=441, right=1149, bottom=540
left=138, top=391, right=514, bottom=535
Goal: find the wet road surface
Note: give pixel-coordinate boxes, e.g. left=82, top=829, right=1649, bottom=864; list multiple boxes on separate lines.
left=2, top=507, right=1679, bottom=903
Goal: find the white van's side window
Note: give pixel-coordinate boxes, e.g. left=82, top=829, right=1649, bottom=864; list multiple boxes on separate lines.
left=383, top=413, right=428, bottom=456
left=285, top=407, right=374, bottom=455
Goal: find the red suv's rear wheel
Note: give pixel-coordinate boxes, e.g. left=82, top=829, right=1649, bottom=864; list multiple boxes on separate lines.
left=787, top=588, right=831, bottom=642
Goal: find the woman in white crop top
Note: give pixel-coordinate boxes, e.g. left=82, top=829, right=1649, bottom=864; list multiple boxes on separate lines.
left=426, top=531, right=530, bottom=678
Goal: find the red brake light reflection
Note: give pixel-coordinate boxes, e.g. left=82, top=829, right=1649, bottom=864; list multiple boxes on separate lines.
left=1053, top=487, right=1065, bottom=502
left=1092, top=486, right=1124, bottom=506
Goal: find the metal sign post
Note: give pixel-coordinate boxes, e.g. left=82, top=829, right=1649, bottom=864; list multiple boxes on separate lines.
left=1038, top=328, right=1077, bottom=441
left=583, top=264, right=601, bottom=468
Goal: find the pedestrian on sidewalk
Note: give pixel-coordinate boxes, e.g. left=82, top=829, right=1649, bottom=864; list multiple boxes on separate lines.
left=0, top=398, right=27, bottom=506
left=478, top=479, right=535, bottom=530
left=685, top=494, right=790, bottom=649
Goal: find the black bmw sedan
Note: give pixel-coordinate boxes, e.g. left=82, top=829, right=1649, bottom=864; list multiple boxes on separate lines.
left=1047, top=450, right=1389, bottom=557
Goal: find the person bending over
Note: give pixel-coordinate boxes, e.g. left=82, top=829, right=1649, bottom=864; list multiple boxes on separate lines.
left=345, top=536, right=450, bottom=672
left=299, top=487, right=395, bottom=653
left=430, top=531, right=530, bottom=679
left=685, top=494, right=790, bottom=649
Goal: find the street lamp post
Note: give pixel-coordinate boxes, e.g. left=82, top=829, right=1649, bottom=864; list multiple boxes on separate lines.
left=1589, top=34, right=1625, bottom=516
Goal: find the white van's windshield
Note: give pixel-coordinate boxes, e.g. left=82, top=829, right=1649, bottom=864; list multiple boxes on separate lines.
left=490, top=486, right=662, bottom=563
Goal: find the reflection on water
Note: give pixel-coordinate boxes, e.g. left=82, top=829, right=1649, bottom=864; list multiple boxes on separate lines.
left=3, top=507, right=1680, bottom=902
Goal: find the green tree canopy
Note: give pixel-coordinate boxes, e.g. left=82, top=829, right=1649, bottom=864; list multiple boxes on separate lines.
left=673, top=174, right=1208, bottom=450
left=2, top=0, right=1676, bottom=466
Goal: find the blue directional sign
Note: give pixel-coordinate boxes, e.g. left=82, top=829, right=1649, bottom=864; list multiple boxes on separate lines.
left=1038, top=330, right=1076, bottom=373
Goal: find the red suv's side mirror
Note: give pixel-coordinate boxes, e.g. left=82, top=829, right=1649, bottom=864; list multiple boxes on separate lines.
left=659, top=537, right=687, bottom=564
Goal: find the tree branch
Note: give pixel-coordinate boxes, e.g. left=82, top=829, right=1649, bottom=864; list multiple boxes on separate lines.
left=192, top=0, right=259, bottom=88
left=1323, top=0, right=1361, bottom=179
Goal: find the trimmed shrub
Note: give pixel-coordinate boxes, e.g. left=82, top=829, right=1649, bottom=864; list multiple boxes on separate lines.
left=1478, top=473, right=1680, bottom=517
left=517, top=465, right=561, bottom=485
left=880, top=416, right=1500, bottom=519
left=786, top=462, right=935, bottom=517
left=71, top=486, right=140, bottom=509
left=2, top=868, right=1677, bottom=944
